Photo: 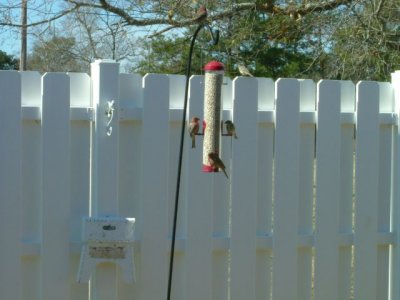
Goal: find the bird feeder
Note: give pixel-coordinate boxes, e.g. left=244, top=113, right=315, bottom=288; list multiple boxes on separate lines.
left=202, top=60, right=224, bottom=172
left=77, top=216, right=136, bottom=283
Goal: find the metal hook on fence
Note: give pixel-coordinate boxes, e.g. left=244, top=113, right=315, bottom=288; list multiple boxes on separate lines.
left=105, top=100, right=115, bottom=136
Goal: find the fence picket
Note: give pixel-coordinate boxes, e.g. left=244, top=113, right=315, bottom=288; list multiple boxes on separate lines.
left=20, top=71, right=42, bottom=300
left=314, top=80, right=342, bottom=300
left=0, top=71, right=21, bottom=300
left=391, top=71, right=400, bottom=300
left=140, top=74, right=170, bottom=300
left=69, top=73, right=91, bottom=300
left=255, top=78, right=275, bottom=300
left=354, top=81, right=380, bottom=300
left=298, top=79, right=316, bottom=300
left=166, top=74, right=187, bottom=300
left=184, top=75, right=214, bottom=300
left=40, top=73, right=71, bottom=300
left=377, top=82, right=394, bottom=300
left=338, top=81, right=355, bottom=300
left=117, top=73, right=143, bottom=300
left=230, top=77, right=258, bottom=300
left=273, top=78, right=301, bottom=300
left=212, top=76, right=232, bottom=300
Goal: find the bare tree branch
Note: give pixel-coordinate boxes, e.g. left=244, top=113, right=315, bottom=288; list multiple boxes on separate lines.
left=75, top=11, right=98, bottom=58
left=0, top=3, right=81, bottom=27
left=0, top=0, right=356, bottom=37
left=64, top=0, right=356, bottom=34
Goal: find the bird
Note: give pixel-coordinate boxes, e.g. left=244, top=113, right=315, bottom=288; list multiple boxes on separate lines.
left=238, top=64, right=254, bottom=77
left=192, top=5, right=207, bottom=23
left=225, top=120, right=238, bottom=139
left=189, top=117, right=200, bottom=148
left=167, top=10, right=174, bottom=21
left=208, top=152, right=229, bottom=179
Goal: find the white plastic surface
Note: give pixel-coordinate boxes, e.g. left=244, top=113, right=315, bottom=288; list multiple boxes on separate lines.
left=77, top=217, right=136, bottom=283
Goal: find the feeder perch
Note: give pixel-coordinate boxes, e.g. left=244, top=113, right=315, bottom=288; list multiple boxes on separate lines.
left=202, top=61, right=225, bottom=172
left=77, top=216, right=136, bottom=283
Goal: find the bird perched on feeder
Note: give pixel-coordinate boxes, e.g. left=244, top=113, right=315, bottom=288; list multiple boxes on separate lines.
left=189, top=117, right=200, bottom=148
left=225, top=120, right=238, bottom=139
left=238, top=64, right=254, bottom=77
left=208, top=153, right=229, bottom=179
left=192, top=5, right=208, bottom=23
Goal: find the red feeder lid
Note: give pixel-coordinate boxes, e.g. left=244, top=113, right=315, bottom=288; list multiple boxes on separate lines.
left=204, top=61, right=224, bottom=71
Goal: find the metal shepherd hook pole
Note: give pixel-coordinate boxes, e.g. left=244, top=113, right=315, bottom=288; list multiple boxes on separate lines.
left=167, top=23, right=219, bottom=300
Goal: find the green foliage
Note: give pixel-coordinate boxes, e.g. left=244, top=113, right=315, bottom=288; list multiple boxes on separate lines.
left=133, top=31, right=219, bottom=75
left=0, top=50, right=18, bottom=70
left=329, top=2, right=400, bottom=81
left=18, top=0, right=400, bottom=81
left=134, top=9, right=321, bottom=80
left=134, top=35, right=188, bottom=74
left=132, top=1, right=400, bottom=81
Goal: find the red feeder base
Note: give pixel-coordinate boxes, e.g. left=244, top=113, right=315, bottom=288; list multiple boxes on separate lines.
left=202, top=164, right=219, bottom=173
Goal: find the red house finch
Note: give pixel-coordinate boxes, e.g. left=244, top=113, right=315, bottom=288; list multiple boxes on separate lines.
left=189, top=117, right=200, bottom=148
left=225, top=120, right=238, bottom=139
left=238, top=64, right=254, bottom=77
left=208, top=152, right=229, bottom=179
left=192, top=5, right=207, bottom=23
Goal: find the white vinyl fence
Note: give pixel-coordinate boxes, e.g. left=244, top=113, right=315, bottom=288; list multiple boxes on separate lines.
left=1, top=59, right=400, bottom=300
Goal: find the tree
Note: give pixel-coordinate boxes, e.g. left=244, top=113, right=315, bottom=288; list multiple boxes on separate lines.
left=0, top=50, right=18, bottom=70
left=63, top=0, right=355, bottom=75
left=133, top=30, right=219, bottom=75
left=0, top=0, right=398, bottom=81
left=21, top=4, right=139, bottom=73
left=58, top=7, right=138, bottom=72
left=133, top=4, right=323, bottom=79
left=328, top=0, right=400, bottom=81
left=20, top=0, right=27, bottom=70
left=28, top=35, right=84, bottom=72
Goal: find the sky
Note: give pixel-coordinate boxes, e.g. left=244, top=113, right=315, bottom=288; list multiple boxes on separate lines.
left=0, top=0, right=76, bottom=57
left=0, top=0, right=154, bottom=67
left=0, top=29, right=20, bottom=56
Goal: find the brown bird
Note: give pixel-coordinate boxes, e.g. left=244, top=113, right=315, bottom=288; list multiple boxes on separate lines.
left=167, top=10, right=174, bottom=21
left=189, top=117, right=200, bottom=148
left=238, top=64, right=254, bottom=77
left=192, top=5, right=207, bottom=23
left=208, top=152, right=229, bottom=179
left=225, top=120, right=238, bottom=139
